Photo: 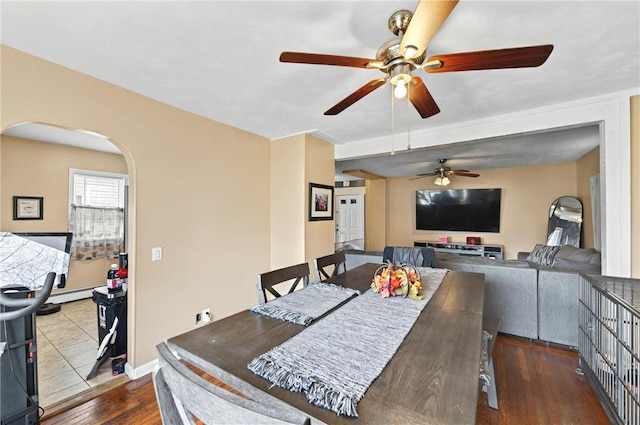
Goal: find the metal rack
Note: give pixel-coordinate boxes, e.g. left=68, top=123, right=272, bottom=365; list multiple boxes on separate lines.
left=578, top=274, right=640, bottom=425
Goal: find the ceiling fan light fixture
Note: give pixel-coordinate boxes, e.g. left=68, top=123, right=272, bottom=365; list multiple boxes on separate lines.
left=389, top=65, right=412, bottom=99
left=434, top=176, right=451, bottom=186
left=393, top=80, right=407, bottom=98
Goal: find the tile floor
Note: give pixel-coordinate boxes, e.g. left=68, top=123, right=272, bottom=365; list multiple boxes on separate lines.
left=36, top=298, right=122, bottom=409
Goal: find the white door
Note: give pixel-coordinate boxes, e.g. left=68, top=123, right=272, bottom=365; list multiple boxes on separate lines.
left=336, top=194, right=365, bottom=251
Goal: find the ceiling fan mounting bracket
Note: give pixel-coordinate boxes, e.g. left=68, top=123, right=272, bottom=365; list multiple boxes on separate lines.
left=388, top=10, right=413, bottom=36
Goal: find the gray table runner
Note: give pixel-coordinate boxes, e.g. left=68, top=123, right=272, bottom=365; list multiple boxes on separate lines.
left=250, top=281, right=360, bottom=326
left=248, top=267, right=448, bottom=417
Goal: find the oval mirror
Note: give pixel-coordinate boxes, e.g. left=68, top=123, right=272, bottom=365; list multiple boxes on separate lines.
left=547, top=196, right=582, bottom=247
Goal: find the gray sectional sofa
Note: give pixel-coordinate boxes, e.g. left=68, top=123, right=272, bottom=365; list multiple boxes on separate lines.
left=344, top=246, right=601, bottom=348
left=440, top=247, right=601, bottom=348
left=436, top=256, right=540, bottom=339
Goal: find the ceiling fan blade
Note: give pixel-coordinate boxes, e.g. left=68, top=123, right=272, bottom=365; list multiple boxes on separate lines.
left=451, top=169, right=470, bottom=173
left=425, top=45, right=554, bottom=73
left=280, top=52, right=383, bottom=69
left=324, top=79, right=386, bottom=116
left=453, top=172, right=480, bottom=177
left=399, top=0, right=459, bottom=59
left=409, top=176, right=427, bottom=181
left=409, top=77, right=440, bottom=118
left=416, top=172, right=438, bottom=177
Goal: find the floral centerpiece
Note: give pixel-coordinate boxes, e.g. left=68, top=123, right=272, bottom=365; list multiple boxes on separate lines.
left=371, top=262, right=423, bottom=300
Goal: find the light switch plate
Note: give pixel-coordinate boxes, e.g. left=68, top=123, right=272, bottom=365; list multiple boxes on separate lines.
left=152, top=247, right=162, bottom=261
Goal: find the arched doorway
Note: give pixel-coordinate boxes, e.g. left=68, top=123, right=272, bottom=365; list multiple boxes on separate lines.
left=1, top=122, right=135, bottom=412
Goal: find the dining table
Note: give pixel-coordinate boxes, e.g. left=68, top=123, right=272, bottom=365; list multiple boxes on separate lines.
left=167, top=263, right=486, bottom=425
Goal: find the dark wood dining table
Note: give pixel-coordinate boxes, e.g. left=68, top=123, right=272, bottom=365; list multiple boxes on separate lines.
left=168, top=263, right=486, bottom=425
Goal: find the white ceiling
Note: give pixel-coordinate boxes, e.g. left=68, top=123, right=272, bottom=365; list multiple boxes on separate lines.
left=1, top=1, right=638, bottom=178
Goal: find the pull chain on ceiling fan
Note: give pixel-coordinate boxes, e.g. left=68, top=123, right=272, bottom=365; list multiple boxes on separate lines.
left=390, top=76, right=413, bottom=155
left=279, top=0, right=553, bottom=119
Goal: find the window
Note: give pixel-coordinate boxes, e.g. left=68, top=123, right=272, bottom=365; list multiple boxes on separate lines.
left=68, top=169, right=128, bottom=260
left=72, top=173, right=125, bottom=208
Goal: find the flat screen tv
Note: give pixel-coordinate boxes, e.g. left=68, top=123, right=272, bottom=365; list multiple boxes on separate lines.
left=416, top=189, right=502, bottom=233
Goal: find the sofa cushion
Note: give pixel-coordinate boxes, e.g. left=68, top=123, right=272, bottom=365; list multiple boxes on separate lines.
left=555, top=245, right=600, bottom=264
left=552, top=257, right=600, bottom=273
left=527, top=244, right=560, bottom=266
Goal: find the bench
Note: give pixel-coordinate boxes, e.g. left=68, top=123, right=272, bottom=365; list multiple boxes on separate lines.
left=480, top=315, right=500, bottom=409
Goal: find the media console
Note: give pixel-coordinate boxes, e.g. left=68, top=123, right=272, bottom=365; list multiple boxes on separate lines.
left=414, top=241, right=503, bottom=260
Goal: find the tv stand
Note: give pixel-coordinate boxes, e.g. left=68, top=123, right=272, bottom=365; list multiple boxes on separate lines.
left=414, top=241, right=503, bottom=260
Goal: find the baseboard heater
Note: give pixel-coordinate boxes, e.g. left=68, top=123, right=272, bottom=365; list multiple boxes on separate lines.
left=44, top=285, right=102, bottom=304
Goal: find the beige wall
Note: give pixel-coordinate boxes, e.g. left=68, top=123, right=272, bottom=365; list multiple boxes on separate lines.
left=271, top=135, right=305, bottom=269
left=365, top=179, right=387, bottom=252
left=304, top=134, right=335, bottom=270
left=1, top=136, right=128, bottom=291
left=386, top=162, right=579, bottom=259
left=335, top=185, right=365, bottom=197
left=576, top=147, right=600, bottom=249
left=270, top=133, right=335, bottom=277
left=1, top=46, right=272, bottom=367
left=632, top=96, right=639, bottom=277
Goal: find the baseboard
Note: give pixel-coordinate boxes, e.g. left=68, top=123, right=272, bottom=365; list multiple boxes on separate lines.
left=46, top=286, right=101, bottom=304
left=125, top=358, right=157, bottom=379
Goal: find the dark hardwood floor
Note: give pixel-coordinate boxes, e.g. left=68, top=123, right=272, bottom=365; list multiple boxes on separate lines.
left=476, top=335, right=610, bottom=425
left=41, top=334, right=610, bottom=425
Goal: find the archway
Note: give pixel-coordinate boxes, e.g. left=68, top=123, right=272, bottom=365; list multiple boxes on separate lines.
left=1, top=121, right=136, bottom=411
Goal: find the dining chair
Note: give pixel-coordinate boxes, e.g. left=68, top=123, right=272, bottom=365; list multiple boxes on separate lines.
left=153, top=342, right=312, bottom=425
left=382, top=246, right=439, bottom=267
left=256, top=263, right=310, bottom=305
left=314, top=251, right=347, bottom=281
left=480, top=315, right=500, bottom=410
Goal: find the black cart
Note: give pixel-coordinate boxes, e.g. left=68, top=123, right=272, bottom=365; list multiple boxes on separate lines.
left=86, top=286, right=127, bottom=379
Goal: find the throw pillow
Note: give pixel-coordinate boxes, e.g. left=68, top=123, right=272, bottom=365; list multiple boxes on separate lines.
left=526, top=244, right=560, bottom=266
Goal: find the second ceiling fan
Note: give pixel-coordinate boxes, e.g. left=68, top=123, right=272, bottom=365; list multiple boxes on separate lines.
left=280, top=0, right=553, bottom=118
left=415, top=158, right=479, bottom=178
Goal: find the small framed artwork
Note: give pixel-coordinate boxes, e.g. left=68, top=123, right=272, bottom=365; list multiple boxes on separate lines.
left=13, top=196, right=44, bottom=220
left=309, top=183, right=334, bottom=221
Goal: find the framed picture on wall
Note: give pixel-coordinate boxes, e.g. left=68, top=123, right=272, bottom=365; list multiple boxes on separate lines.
left=13, top=196, right=44, bottom=220
left=309, top=183, right=334, bottom=221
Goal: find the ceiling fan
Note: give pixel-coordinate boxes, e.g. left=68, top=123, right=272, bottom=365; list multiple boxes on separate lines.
left=280, top=0, right=553, bottom=118
left=412, top=158, right=479, bottom=185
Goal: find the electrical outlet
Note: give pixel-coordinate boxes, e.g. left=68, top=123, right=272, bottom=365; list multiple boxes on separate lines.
left=195, top=312, right=201, bottom=324
left=152, top=247, right=163, bottom=261
left=202, top=308, right=211, bottom=324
